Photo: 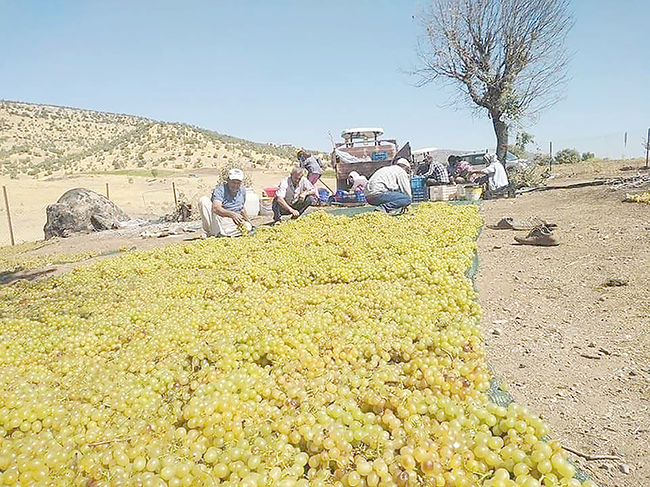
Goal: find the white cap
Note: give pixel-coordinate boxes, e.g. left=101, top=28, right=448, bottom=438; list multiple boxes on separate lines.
left=395, top=158, right=410, bottom=169
left=483, top=152, right=498, bottom=164
left=228, top=168, right=244, bottom=181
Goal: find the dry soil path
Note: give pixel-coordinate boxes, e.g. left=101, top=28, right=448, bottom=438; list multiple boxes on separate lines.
left=477, top=185, right=650, bottom=487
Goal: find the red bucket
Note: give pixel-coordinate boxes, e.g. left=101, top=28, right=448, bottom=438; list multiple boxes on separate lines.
left=262, top=186, right=278, bottom=197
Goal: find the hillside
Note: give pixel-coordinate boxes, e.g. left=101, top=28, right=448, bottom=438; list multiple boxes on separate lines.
left=0, top=100, right=311, bottom=178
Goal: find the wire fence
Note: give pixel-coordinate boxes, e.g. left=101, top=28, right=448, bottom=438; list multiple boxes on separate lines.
left=535, top=129, right=649, bottom=160
left=0, top=178, right=215, bottom=246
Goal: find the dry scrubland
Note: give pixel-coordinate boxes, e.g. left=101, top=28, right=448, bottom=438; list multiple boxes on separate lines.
left=0, top=100, right=331, bottom=245
left=0, top=100, right=312, bottom=178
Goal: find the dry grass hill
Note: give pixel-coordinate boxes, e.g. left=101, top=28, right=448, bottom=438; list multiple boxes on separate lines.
left=0, top=100, right=315, bottom=178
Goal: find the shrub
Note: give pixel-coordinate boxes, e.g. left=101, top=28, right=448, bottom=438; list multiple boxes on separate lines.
left=555, top=148, right=580, bottom=164
left=581, top=152, right=595, bottom=161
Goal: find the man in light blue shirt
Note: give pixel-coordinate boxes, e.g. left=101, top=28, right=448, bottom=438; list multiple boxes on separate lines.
left=198, top=168, right=252, bottom=237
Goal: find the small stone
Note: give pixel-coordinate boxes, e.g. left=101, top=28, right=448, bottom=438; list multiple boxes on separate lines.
left=588, top=342, right=596, bottom=348
left=491, top=328, right=502, bottom=336
left=619, top=463, right=630, bottom=474
left=519, top=364, right=526, bottom=368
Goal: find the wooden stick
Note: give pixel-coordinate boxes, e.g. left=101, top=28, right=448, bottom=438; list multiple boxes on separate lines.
left=563, top=444, right=622, bottom=461
left=3, top=186, right=15, bottom=246
left=88, top=436, right=136, bottom=447
left=105, top=182, right=110, bottom=200
left=318, top=178, right=334, bottom=193
left=172, top=182, right=178, bottom=206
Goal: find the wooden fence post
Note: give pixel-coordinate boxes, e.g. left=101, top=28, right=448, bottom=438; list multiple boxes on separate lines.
left=106, top=182, right=110, bottom=200
left=3, top=186, right=15, bottom=246
left=172, top=182, right=178, bottom=206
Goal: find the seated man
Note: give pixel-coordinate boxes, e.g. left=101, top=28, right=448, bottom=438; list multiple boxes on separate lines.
left=198, top=168, right=252, bottom=237
left=272, top=167, right=318, bottom=222
left=422, top=154, right=450, bottom=186
left=448, top=155, right=475, bottom=184
left=471, top=153, right=509, bottom=197
left=365, top=158, right=412, bottom=213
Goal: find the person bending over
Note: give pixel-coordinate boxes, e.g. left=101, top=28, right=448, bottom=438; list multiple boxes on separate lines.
left=365, top=158, right=412, bottom=213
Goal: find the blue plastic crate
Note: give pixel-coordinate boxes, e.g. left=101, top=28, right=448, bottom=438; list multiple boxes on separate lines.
left=411, top=176, right=428, bottom=202
left=317, top=188, right=331, bottom=203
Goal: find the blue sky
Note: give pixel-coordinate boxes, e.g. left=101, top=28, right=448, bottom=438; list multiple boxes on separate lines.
left=1, top=0, right=648, bottom=157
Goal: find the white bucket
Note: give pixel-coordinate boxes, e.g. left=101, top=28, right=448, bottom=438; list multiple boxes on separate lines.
left=466, top=186, right=483, bottom=201
left=244, top=188, right=260, bottom=217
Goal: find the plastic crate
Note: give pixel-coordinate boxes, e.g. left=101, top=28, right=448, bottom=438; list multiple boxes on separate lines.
left=411, top=176, right=428, bottom=203
left=262, top=186, right=277, bottom=198
left=317, top=188, right=332, bottom=203
left=429, top=185, right=457, bottom=201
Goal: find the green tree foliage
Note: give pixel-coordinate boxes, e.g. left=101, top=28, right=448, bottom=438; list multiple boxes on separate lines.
left=509, top=132, right=535, bottom=158
left=555, top=148, right=580, bottom=164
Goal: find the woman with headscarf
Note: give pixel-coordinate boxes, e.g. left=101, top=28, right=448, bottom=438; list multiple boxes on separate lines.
left=347, top=171, right=368, bottom=192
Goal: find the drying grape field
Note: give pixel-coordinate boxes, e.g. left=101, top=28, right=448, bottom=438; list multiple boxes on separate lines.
left=0, top=203, right=602, bottom=487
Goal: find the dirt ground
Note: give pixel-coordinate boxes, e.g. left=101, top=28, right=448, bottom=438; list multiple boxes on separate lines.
left=478, top=184, right=650, bottom=487
left=2, top=169, right=649, bottom=487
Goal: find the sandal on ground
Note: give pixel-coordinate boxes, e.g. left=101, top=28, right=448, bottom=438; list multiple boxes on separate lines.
left=514, top=225, right=560, bottom=246
left=488, top=217, right=558, bottom=231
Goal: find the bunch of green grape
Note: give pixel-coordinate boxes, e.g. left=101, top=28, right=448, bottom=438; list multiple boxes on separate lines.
left=626, top=191, right=650, bottom=204
left=0, top=204, right=596, bottom=486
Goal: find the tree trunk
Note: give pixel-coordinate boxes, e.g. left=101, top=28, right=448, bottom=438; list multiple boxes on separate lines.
left=491, top=112, right=509, bottom=163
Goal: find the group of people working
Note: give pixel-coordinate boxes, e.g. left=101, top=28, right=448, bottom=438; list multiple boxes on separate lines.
left=199, top=151, right=324, bottom=237
left=199, top=151, right=509, bottom=237
left=419, top=153, right=508, bottom=192
left=358, top=152, right=509, bottom=213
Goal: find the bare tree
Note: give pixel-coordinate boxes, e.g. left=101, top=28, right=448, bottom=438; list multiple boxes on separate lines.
left=415, top=0, right=573, bottom=161
left=642, top=137, right=650, bottom=152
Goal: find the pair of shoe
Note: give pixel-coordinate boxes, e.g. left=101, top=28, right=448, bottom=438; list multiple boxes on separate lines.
left=489, top=217, right=557, bottom=231
left=514, top=224, right=559, bottom=246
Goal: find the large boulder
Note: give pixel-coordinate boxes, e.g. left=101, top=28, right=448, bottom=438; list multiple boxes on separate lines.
left=44, top=188, right=130, bottom=239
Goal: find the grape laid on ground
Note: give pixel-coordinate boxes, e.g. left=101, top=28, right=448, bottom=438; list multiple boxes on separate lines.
left=626, top=191, right=650, bottom=204
left=0, top=204, right=595, bottom=486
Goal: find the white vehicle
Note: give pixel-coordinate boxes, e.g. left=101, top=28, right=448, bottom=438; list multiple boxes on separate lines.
left=460, top=150, right=530, bottom=171
left=412, top=147, right=439, bottom=165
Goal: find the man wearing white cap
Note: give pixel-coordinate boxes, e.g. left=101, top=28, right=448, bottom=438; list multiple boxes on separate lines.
left=272, top=166, right=318, bottom=222
left=365, top=159, right=412, bottom=213
left=198, top=168, right=252, bottom=237
left=470, top=152, right=509, bottom=198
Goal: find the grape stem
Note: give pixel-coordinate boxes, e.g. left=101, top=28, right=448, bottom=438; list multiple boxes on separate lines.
left=562, top=445, right=622, bottom=462
left=87, top=436, right=136, bottom=447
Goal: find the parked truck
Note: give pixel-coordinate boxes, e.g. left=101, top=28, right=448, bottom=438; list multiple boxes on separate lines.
left=330, top=127, right=398, bottom=191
